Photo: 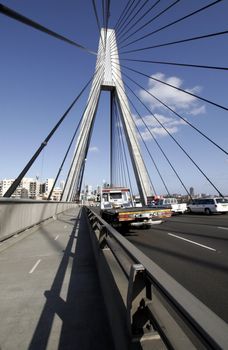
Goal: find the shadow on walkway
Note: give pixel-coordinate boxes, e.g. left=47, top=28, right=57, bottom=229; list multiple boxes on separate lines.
left=28, top=209, right=114, bottom=350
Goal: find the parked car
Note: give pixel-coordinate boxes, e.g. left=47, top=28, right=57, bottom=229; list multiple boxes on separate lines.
left=187, top=197, right=228, bottom=215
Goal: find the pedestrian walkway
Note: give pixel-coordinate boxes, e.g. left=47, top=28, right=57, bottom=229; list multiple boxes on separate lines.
left=0, top=207, right=114, bottom=350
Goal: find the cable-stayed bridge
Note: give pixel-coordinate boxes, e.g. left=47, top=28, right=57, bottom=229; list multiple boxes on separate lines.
left=0, top=1, right=228, bottom=349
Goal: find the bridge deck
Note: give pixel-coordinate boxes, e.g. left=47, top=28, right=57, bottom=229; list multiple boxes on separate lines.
left=0, top=208, right=114, bottom=350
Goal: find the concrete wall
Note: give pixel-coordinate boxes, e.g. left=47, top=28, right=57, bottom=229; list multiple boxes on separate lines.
left=0, top=199, right=78, bottom=241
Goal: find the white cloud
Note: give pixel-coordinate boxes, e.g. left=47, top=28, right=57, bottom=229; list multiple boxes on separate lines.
left=136, top=73, right=206, bottom=139
left=134, top=113, right=186, bottom=141
left=139, top=72, right=204, bottom=113
left=188, top=105, right=206, bottom=116
left=140, top=126, right=178, bottom=140
left=89, top=146, right=99, bottom=152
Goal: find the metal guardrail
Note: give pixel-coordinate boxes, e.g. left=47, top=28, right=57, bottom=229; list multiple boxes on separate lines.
left=85, top=206, right=228, bottom=350
left=0, top=198, right=78, bottom=241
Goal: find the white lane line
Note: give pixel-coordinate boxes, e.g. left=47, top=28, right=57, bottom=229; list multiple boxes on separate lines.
left=168, top=233, right=216, bottom=252
left=218, top=226, right=228, bottom=231
left=54, top=235, right=59, bottom=240
left=29, top=259, right=41, bottom=274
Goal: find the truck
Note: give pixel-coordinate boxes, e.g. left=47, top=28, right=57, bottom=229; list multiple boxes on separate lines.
left=155, top=197, right=187, bottom=214
left=100, top=187, right=172, bottom=228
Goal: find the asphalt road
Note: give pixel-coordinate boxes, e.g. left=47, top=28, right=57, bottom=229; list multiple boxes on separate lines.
left=124, top=213, right=228, bottom=323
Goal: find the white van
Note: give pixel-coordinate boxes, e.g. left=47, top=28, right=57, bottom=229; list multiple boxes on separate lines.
left=156, top=198, right=187, bottom=214
left=187, top=197, right=228, bottom=214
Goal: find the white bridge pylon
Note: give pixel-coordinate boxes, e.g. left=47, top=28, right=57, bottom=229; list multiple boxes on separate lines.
left=62, top=29, right=153, bottom=204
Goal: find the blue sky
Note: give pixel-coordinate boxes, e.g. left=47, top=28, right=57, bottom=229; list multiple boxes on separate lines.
left=1, top=0, right=228, bottom=196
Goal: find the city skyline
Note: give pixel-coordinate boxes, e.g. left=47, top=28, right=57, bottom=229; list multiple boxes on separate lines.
left=1, top=1, right=228, bottom=197
left=0, top=176, right=65, bottom=200
left=1, top=176, right=226, bottom=201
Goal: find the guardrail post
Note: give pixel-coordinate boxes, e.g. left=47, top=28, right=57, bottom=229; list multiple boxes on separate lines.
left=98, top=224, right=107, bottom=249
left=127, top=264, right=154, bottom=339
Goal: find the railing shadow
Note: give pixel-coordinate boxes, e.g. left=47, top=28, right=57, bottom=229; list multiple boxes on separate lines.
left=28, top=209, right=113, bottom=350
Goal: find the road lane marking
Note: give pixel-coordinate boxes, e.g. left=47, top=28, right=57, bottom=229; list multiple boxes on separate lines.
left=54, top=235, right=59, bottom=240
left=29, top=259, right=41, bottom=274
left=168, top=233, right=216, bottom=251
left=218, top=226, right=228, bottom=231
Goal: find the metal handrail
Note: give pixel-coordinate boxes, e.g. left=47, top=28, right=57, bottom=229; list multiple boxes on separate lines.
left=86, top=206, right=228, bottom=349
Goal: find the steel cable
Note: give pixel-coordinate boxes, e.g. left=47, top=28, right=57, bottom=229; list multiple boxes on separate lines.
left=116, top=0, right=143, bottom=36
left=114, top=0, right=134, bottom=30
left=116, top=0, right=150, bottom=39
left=118, top=62, right=228, bottom=112
left=92, top=0, right=105, bottom=49
left=120, top=29, right=228, bottom=54
left=113, top=97, right=135, bottom=197
left=118, top=0, right=178, bottom=46
left=48, top=111, right=84, bottom=200
left=121, top=58, right=228, bottom=71
left=120, top=0, right=223, bottom=49
left=60, top=62, right=105, bottom=200
left=0, top=3, right=96, bottom=55
left=113, top=68, right=183, bottom=195
left=115, top=67, right=224, bottom=197
left=116, top=98, right=130, bottom=187
left=115, top=0, right=137, bottom=32
left=112, top=70, right=171, bottom=196
left=3, top=68, right=101, bottom=198
left=112, top=72, right=157, bottom=196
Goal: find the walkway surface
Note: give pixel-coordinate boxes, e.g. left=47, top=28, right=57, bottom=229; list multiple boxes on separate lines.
left=0, top=207, right=114, bottom=350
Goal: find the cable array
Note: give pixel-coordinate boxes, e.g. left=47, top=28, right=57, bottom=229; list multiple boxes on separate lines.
left=112, top=62, right=225, bottom=197
left=118, top=0, right=223, bottom=50
left=112, top=0, right=227, bottom=197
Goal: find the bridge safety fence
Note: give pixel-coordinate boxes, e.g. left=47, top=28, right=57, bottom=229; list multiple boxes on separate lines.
left=85, top=206, right=228, bottom=350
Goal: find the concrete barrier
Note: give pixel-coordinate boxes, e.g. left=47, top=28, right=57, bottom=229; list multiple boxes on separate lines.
left=0, top=198, right=78, bottom=241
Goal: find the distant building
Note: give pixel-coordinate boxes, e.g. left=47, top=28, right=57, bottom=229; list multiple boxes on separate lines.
left=21, top=188, right=29, bottom=199
left=51, top=187, right=62, bottom=201
left=0, top=177, right=63, bottom=201
left=45, top=178, right=54, bottom=196
left=190, top=187, right=194, bottom=196
left=0, top=179, right=15, bottom=197
left=60, top=180, right=65, bottom=191
left=0, top=178, right=42, bottom=199
left=39, top=182, right=46, bottom=195
left=85, top=185, right=93, bottom=196
left=29, top=181, right=40, bottom=199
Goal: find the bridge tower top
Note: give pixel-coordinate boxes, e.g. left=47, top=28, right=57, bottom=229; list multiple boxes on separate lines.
left=62, top=28, right=154, bottom=203
left=101, top=28, right=115, bottom=89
